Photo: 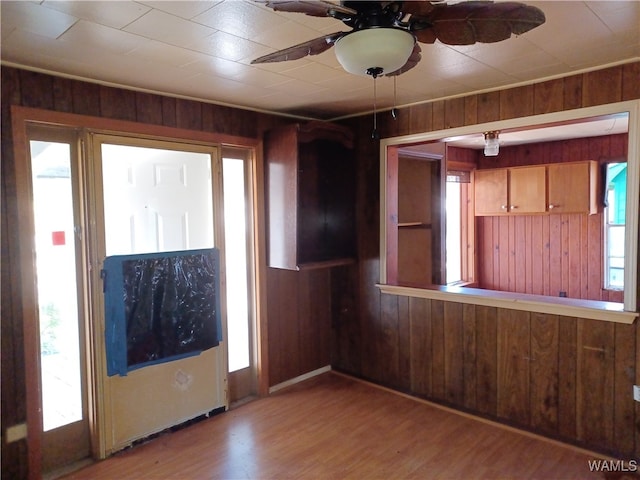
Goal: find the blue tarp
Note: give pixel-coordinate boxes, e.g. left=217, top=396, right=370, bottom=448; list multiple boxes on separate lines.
left=103, top=248, right=222, bottom=376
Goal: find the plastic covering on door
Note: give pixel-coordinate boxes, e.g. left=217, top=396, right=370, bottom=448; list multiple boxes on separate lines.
left=102, top=248, right=222, bottom=376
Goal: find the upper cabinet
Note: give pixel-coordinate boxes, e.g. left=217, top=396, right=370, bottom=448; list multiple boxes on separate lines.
left=547, top=161, right=598, bottom=214
left=265, top=121, right=356, bottom=270
left=475, top=161, right=598, bottom=216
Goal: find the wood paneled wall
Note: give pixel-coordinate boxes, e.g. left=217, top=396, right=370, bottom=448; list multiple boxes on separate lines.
left=474, top=134, right=627, bottom=302
left=0, top=66, right=325, bottom=479
left=3, top=62, right=640, bottom=477
left=333, top=61, right=640, bottom=459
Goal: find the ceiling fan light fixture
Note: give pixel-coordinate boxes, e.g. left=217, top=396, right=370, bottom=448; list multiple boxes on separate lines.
left=484, top=131, right=500, bottom=156
left=334, top=28, right=415, bottom=76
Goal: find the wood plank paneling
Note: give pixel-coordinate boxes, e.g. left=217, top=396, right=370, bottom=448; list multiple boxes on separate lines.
left=534, top=78, right=565, bottom=114
left=583, top=66, right=622, bottom=107
left=563, top=74, right=583, bottom=110
left=330, top=265, right=361, bottom=374
left=443, top=302, right=464, bottom=405
left=497, top=309, right=530, bottom=425
left=135, top=92, right=164, bottom=125
left=444, top=97, right=465, bottom=129
left=613, top=322, right=635, bottom=454
left=558, top=316, right=577, bottom=439
left=477, top=91, right=500, bottom=123
left=576, top=318, right=615, bottom=449
left=475, top=135, right=628, bottom=301
left=409, top=297, right=432, bottom=397
left=52, top=76, right=74, bottom=113
left=462, top=304, right=477, bottom=410
left=378, top=293, right=401, bottom=388
left=430, top=300, right=446, bottom=400
left=501, top=85, right=534, bottom=119
left=99, top=86, right=136, bottom=121
left=530, top=313, right=559, bottom=434
left=475, top=306, right=498, bottom=416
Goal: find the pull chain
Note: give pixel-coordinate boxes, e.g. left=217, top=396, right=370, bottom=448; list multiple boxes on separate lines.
left=372, top=75, right=379, bottom=139
left=391, top=75, right=398, bottom=120
left=366, top=67, right=383, bottom=140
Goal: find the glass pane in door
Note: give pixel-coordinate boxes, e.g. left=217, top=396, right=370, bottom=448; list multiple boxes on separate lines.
left=31, top=140, right=82, bottom=431
left=223, top=157, right=250, bottom=372
left=100, top=144, right=214, bottom=256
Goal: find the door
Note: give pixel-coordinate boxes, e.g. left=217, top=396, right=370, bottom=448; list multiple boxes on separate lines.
left=91, top=135, right=227, bottom=454
left=474, top=169, right=508, bottom=215
left=28, top=127, right=91, bottom=473
left=509, top=165, right=546, bottom=214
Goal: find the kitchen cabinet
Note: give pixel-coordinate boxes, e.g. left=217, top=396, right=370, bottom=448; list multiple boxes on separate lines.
left=265, top=121, right=356, bottom=270
left=475, top=161, right=597, bottom=216
left=547, top=161, right=598, bottom=214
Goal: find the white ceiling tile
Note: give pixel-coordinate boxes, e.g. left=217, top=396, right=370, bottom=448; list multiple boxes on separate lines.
left=123, top=8, right=216, bottom=47
left=125, top=39, right=207, bottom=67
left=138, top=1, right=222, bottom=20
left=1, top=1, right=78, bottom=39
left=252, top=20, right=329, bottom=50
left=187, top=30, right=268, bottom=62
left=193, top=1, right=289, bottom=39
left=279, top=62, right=345, bottom=84
left=265, top=78, right=329, bottom=97
left=41, top=0, right=150, bottom=29
left=59, top=20, right=150, bottom=55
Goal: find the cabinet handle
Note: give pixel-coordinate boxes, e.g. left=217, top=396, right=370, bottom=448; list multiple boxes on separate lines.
left=501, top=205, right=507, bottom=210
left=510, top=205, right=517, bottom=209
left=549, top=204, right=558, bottom=209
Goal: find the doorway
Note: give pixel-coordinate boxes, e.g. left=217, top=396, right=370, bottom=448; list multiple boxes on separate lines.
left=20, top=117, right=260, bottom=474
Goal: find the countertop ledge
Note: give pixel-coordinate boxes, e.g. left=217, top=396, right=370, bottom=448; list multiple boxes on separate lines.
left=377, top=284, right=638, bottom=324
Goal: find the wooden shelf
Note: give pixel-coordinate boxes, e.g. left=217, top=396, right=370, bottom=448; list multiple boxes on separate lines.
left=397, top=222, right=432, bottom=229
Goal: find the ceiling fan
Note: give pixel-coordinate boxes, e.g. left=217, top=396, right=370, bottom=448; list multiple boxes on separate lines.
left=252, top=1, right=546, bottom=78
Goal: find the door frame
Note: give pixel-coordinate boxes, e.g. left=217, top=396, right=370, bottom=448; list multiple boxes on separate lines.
left=10, top=106, right=269, bottom=478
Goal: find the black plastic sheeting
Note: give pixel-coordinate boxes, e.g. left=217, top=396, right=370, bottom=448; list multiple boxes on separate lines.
left=103, top=248, right=221, bottom=376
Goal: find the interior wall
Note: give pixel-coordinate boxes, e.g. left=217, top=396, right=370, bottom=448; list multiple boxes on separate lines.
left=475, top=134, right=628, bottom=302
left=0, top=66, right=323, bottom=479
left=334, top=62, right=640, bottom=458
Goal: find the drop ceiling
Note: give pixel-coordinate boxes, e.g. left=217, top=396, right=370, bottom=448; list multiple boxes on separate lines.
left=1, top=1, right=639, bottom=121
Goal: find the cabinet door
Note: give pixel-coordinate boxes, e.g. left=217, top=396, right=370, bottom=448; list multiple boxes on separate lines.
left=475, top=169, right=508, bottom=215
left=548, top=162, right=597, bottom=214
left=509, top=166, right=546, bottom=214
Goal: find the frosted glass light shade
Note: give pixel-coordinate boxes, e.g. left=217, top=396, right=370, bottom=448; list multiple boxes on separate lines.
left=484, top=131, right=500, bottom=156
left=334, top=28, right=415, bottom=76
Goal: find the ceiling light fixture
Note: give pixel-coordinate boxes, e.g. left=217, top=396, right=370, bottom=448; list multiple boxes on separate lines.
left=334, top=28, right=415, bottom=77
left=484, top=131, right=500, bottom=156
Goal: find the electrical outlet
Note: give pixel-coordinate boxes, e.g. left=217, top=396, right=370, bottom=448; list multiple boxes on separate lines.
left=634, top=385, right=640, bottom=402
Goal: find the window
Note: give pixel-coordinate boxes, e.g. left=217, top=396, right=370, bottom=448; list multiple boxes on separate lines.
left=379, top=102, right=639, bottom=319
left=605, top=162, right=627, bottom=290
left=445, top=169, right=472, bottom=285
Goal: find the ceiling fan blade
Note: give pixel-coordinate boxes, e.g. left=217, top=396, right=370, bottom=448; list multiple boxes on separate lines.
left=260, top=1, right=357, bottom=17
left=410, top=1, right=545, bottom=46
left=251, top=32, right=344, bottom=64
left=386, top=43, right=422, bottom=77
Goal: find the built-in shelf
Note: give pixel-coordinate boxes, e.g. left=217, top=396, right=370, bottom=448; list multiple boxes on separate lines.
left=397, top=222, right=432, bottom=229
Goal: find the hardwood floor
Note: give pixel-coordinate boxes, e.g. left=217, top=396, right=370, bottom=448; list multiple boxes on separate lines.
left=64, top=372, right=613, bottom=479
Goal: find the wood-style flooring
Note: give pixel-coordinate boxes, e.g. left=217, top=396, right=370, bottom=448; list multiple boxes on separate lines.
left=64, top=372, right=614, bottom=479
